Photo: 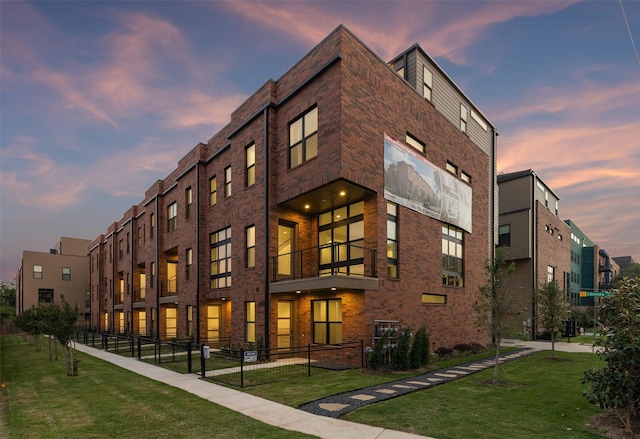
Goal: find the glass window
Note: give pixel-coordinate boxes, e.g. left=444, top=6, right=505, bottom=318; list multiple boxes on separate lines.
left=224, top=167, right=232, bottom=197
left=62, top=267, right=71, bottom=281
left=246, top=144, right=256, bottom=187
left=33, top=264, right=43, bottom=279
left=119, top=239, right=124, bottom=259
left=461, top=171, right=471, bottom=184
left=423, top=66, right=433, bottom=101
left=246, top=301, right=256, bottom=343
left=387, top=202, right=398, bottom=278
left=150, top=213, right=155, bottom=237
left=547, top=265, right=555, bottom=284
left=246, top=225, right=256, bottom=268
left=210, top=176, right=217, bottom=205
left=166, top=308, right=177, bottom=339
left=289, top=106, right=318, bottom=168
left=446, top=162, right=458, bottom=175
left=442, top=224, right=464, bottom=287
left=187, top=305, right=193, bottom=337
left=422, top=294, right=446, bottom=304
left=186, top=248, right=193, bottom=281
left=167, top=202, right=177, bottom=233
left=150, top=262, right=155, bottom=288
left=38, top=288, right=53, bottom=303
left=499, top=224, right=511, bottom=247
left=186, top=187, right=192, bottom=219
left=312, top=299, right=342, bottom=344
left=405, top=133, right=425, bottom=154
left=211, top=227, right=232, bottom=288
left=318, top=201, right=365, bottom=276
left=460, top=104, right=468, bottom=133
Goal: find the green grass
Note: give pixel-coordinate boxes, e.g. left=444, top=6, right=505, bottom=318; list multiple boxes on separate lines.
left=242, top=348, right=518, bottom=407
left=343, top=351, right=605, bottom=439
left=0, top=336, right=314, bottom=439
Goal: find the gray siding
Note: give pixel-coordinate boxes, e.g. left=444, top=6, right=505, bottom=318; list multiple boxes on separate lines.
left=499, top=176, right=532, bottom=213
left=500, top=211, right=531, bottom=260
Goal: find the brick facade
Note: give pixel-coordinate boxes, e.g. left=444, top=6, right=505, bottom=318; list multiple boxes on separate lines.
left=89, top=25, right=497, bottom=352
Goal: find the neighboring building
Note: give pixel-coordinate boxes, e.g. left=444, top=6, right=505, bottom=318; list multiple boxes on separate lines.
left=612, top=255, right=636, bottom=270
left=88, top=25, right=498, bottom=351
left=497, top=170, right=570, bottom=337
left=16, top=237, right=91, bottom=321
left=564, top=220, right=620, bottom=306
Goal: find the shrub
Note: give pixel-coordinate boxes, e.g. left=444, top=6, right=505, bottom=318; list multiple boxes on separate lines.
left=410, top=325, right=430, bottom=368
left=392, top=328, right=412, bottom=370
left=435, top=346, right=453, bottom=358
left=368, top=329, right=391, bottom=370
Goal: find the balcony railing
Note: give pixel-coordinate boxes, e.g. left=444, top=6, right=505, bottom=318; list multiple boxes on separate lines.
left=271, top=242, right=377, bottom=282
left=114, top=291, right=124, bottom=305
left=161, top=278, right=177, bottom=297
left=134, top=287, right=146, bottom=303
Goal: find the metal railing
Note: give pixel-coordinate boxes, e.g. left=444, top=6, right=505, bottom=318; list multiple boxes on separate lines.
left=201, top=341, right=363, bottom=388
left=272, top=242, right=376, bottom=282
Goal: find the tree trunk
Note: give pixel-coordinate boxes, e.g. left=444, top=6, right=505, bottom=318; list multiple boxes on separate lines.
left=551, top=331, right=556, bottom=358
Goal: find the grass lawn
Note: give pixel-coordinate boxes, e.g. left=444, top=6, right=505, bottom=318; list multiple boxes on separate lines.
left=0, top=336, right=314, bottom=439
left=343, top=351, right=606, bottom=439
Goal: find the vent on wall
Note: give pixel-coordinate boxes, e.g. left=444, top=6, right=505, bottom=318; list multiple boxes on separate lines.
left=50, top=249, right=58, bottom=254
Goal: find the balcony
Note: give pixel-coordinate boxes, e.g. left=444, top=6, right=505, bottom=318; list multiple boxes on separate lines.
left=270, top=242, right=379, bottom=294
left=598, top=262, right=612, bottom=272
left=133, top=287, right=146, bottom=303
left=159, top=278, right=177, bottom=303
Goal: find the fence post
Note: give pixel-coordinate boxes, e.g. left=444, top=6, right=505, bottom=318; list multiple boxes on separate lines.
left=200, top=344, right=206, bottom=378
left=157, top=339, right=161, bottom=364
left=187, top=342, right=192, bottom=374
left=137, top=337, right=141, bottom=359
left=240, top=349, right=244, bottom=388
left=361, top=339, right=364, bottom=369
left=130, top=335, right=134, bottom=357
left=308, top=344, right=311, bottom=377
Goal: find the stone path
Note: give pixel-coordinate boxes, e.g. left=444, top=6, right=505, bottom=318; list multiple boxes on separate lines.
left=299, top=348, right=540, bottom=418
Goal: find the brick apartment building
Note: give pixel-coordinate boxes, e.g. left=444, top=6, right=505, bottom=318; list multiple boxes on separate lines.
left=497, top=170, right=571, bottom=336
left=88, top=25, right=498, bottom=352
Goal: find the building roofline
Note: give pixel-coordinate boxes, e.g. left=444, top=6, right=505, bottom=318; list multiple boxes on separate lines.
left=497, top=169, right=561, bottom=200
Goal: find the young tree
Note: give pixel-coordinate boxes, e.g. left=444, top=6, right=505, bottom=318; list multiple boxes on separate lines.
left=15, top=305, right=44, bottom=351
left=48, top=296, right=80, bottom=376
left=537, top=280, right=570, bottom=358
left=0, top=280, right=16, bottom=324
left=583, top=277, right=640, bottom=433
left=474, top=247, right=517, bottom=384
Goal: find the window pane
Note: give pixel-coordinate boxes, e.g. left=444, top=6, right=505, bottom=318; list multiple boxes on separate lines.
left=305, top=107, right=318, bottom=133
left=313, top=301, right=326, bottom=321
left=334, top=207, right=347, bottom=222
left=305, top=133, right=318, bottom=160
left=387, top=220, right=396, bottom=240
left=290, top=144, right=302, bottom=168
left=290, top=119, right=303, bottom=145
left=333, top=225, right=347, bottom=243
left=387, top=241, right=397, bottom=258
left=247, top=145, right=255, bottom=166
left=349, top=221, right=364, bottom=240
left=329, top=323, right=342, bottom=344
left=350, top=201, right=364, bottom=217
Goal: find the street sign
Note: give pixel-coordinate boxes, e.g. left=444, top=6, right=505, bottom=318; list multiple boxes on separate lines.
left=580, top=291, right=611, bottom=297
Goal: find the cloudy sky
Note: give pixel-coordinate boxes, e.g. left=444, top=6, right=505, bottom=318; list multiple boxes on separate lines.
left=1, top=0, right=638, bottom=282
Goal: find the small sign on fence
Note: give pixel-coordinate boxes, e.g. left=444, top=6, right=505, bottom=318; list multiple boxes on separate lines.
left=244, top=350, right=257, bottom=363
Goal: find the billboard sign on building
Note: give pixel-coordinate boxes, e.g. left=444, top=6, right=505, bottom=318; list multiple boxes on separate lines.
left=383, top=133, right=472, bottom=233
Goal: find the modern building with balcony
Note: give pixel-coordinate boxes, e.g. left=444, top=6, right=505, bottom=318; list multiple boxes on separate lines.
left=497, top=170, right=570, bottom=337
left=16, top=237, right=91, bottom=322
left=88, top=25, right=498, bottom=351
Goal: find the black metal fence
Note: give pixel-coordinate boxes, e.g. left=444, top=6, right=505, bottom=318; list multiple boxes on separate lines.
left=74, top=330, right=363, bottom=383
left=201, top=341, right=364, bottom=388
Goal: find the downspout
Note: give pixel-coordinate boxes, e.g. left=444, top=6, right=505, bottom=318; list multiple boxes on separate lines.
left=196, top=162, right=201, bottom=344
left=531, top=176, right=537, bottom=340
left=130, top=222, right=134, bottom=335
left=111, top=234, right=116, bottom=333
left=155, top=197, right=160, bottom=338
left=263, top=106, right=271, bottom=351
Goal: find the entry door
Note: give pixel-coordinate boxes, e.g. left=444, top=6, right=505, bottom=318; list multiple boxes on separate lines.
left=277, top=300, right=294, bottom=350
left=207, top=305, right=222, bottom=342
left=277, top=222, right=296, bottom=280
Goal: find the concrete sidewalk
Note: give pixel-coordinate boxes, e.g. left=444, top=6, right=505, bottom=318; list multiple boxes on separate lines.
left=502, top=338, right=600, bottom=353
left=73, top=342, right=432, bottom=439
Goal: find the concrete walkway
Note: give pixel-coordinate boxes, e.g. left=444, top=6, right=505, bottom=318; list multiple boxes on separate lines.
left=73, top=339, right=596, bottom=439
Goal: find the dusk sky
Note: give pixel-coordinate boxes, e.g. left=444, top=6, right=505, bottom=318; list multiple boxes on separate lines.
left=1, top=0, right=639, bottom=282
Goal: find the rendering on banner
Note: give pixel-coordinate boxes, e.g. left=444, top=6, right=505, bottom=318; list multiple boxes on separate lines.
left=383, top=133, right=472, bottom=233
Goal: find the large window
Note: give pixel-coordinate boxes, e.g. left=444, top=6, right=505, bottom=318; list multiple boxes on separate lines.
left=499, top=224, right=511, bottom=247
left=318, top=201, right=364, bottom=276
left=387, top=202, right=398, bottom=278
left=187, top=305, right=193, bottom=337
left=246, top=143, right=256, bottom=187
left=33, top=265, right=43, bottom=279
left=442, top=224, right=464, bottom=287
left=167, top=202, right=177, bottom=232
left=289, top=106, right=318, bottom=168
left=312, top=299, right=342, bottom=344
left=210, top=176, right=217, bottom=206
left=405, top=133, right=425, bottom=154
left=246, top=301, right=256, bottom=343
left=165, top=308, right=177, bottom=339
left=211, top=227, right=232, bottom=288
left=547, top=265, right=555, bottom=283
left=246, top=225, right=255, bottom=268
left=62, top=267, right=71, bottom=281
left=224, top=167, right=232, bottom=197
